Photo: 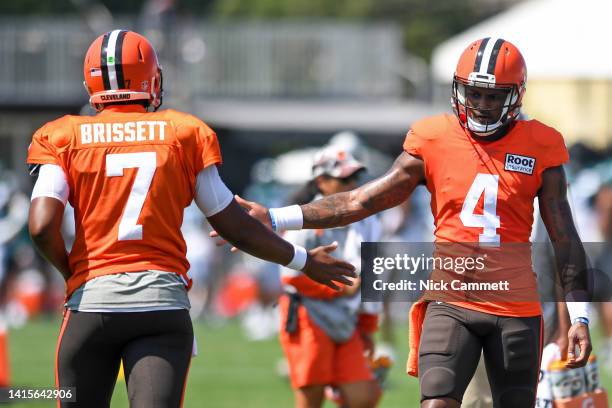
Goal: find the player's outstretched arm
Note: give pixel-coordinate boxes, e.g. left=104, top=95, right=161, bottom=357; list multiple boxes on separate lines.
left=207, top=199, right=356, bottom=290
left=300, top=152, right=424, bottom=228
left=538, top=165, right=592, bottom=367
left=230, top=152, right=425, bottom=232
left=28, top=197, right=71, bottom=281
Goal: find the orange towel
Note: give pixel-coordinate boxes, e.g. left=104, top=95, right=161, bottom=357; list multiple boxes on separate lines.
left=281, top=274, right=345, bottom=300
left=406, top=301, right=429, bottom=377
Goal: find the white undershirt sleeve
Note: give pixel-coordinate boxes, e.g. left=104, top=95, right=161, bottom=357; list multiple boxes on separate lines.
left=194, top=165, right=234, bottom=217
left=31, top=164, right=69, bottom=205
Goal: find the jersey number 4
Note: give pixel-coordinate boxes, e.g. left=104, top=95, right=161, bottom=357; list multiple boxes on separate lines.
left=459, top=173, right=500, bottom=245
left=106, top=152, right=156, bottom=241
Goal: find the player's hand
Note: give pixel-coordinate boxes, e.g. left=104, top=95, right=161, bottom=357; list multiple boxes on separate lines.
left=234, top=195, right=272, bottom=229
left=209, top=230, right=239, bottom=252
left=340, top=276, right=361, bottom=296
left=209, top=195, right=272, bottom=252
left=303, top=242, right=356, bottom=290
left=565, top=322, right=592, bottom=368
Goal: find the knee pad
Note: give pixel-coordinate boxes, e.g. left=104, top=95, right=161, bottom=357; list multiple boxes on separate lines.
left=501, top=326, right=534, bottom=372
left=498, top=387, right=535, bottom=408
left=420, top=367, right=455, bottom=399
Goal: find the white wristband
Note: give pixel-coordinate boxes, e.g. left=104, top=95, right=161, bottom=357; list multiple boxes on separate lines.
left=269, top=205, right=304, bottom=231
left=566, top=301, right=589, bottom=325
left=286, top=244, right=308, bottom=271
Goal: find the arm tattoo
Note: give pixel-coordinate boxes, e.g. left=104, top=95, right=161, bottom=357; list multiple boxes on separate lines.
left=301, top=152, right=425, bottom=229
left=538, top=166, right=589, bottom=298
left=301, top=192, right=354, bottom=227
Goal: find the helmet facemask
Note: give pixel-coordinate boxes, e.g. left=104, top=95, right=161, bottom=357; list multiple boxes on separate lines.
left=452, top=75, right=523, bottom=137
left=150, top=67, right=163, bottom=112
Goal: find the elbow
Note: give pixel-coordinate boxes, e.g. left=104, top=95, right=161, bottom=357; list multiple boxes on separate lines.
left=349, top=192, right=369, bottom=224
left=28, top=218, right=54, bottom=244
left=28, top=198, right=64, bottom=246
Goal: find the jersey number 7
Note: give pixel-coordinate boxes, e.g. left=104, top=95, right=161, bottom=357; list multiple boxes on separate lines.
left=459, top=173, right=501, bottom=246
left=106, top=152, right=157, bottom=241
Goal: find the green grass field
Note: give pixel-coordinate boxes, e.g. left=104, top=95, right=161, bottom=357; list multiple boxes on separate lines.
left=6, top=317, right=611, bottom=407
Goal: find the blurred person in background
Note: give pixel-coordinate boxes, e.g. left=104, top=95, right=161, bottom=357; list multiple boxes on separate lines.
left=181, top=202, right=217, bottom=320
left=279, top=145, right=382, bottom=408
left=238, top=256, right=283, bottom=341
left=0, top=168, right=29, bottom=387
left=26, top=29, right=355, bottom=408
left=377, top=189, right=434, bottom=361
left=593, top=181, right=612, bottom=370
left=557, top=146, right=612, bottom=373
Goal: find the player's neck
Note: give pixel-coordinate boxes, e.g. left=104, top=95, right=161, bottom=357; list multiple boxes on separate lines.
left=100, top=104, right=148, bottom=114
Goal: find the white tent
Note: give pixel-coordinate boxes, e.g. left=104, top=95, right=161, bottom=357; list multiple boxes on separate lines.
left=432, top=0, right=612, bottom=83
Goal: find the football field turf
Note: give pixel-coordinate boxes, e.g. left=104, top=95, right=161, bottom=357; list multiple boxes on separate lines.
left=6, top=317, right=611, bottom=407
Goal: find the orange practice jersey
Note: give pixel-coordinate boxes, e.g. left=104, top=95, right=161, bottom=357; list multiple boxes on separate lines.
left=27, top=105, right=222, bottom=297
left=403, top=113, right=569, bottom=317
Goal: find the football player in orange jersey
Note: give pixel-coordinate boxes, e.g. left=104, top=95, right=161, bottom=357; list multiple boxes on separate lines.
left=26, top=30, right=355, bottom=408
left=215, top=38, right=593, bottom=407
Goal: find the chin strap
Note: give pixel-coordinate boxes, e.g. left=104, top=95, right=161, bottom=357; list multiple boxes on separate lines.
left=468, top=121, right=514, bottom=141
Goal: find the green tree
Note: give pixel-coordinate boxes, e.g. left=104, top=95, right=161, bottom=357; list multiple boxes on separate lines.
left=0, top=0, right=508, bottom=62
left=212, top=0, right=505, bottom=61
